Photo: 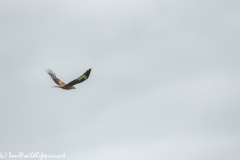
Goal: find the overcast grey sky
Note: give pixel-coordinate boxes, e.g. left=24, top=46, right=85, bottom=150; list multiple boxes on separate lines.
left=0, top=0, right=240, bottom=160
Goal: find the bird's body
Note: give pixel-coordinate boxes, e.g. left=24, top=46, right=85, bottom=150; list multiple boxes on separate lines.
left=53, top=85, right=75, bottom=90
left=46, top=68, right=91, bottom=90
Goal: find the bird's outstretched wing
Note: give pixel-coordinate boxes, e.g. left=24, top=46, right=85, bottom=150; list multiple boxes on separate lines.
left=46, top=69, right=66, bottom=87
left=65, top=69, right=91, bottom=87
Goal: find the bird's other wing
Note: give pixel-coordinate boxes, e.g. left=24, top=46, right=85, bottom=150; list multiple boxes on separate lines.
left=65, top=68, right=91, bottom=87
left=46, top=69, right=66, bottom=86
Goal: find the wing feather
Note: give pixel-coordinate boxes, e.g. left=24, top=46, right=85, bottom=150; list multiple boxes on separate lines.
left=65, top=69, right=91, bottom=87
left=46, top=69, right=66, bottom=86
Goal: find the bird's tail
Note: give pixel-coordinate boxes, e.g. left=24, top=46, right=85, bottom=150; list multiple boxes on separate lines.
left=52, top=86, right=60, bottom=88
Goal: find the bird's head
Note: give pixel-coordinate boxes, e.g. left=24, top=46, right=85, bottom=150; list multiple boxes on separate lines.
left=72, top=86, right=76, bottom=89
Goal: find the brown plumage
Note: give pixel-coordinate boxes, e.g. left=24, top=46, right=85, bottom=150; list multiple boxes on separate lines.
left=46, top=69, right=91, bottom=90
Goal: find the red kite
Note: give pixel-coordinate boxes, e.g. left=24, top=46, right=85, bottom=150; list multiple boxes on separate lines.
left=46, top=69, right=91, bottom=90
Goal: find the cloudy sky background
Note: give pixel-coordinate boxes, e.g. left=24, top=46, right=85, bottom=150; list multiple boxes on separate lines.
left=0, top=0, right=240, bottom=159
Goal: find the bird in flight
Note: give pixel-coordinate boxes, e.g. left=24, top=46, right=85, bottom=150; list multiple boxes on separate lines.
left=46, top=68, right=91, bottom=90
